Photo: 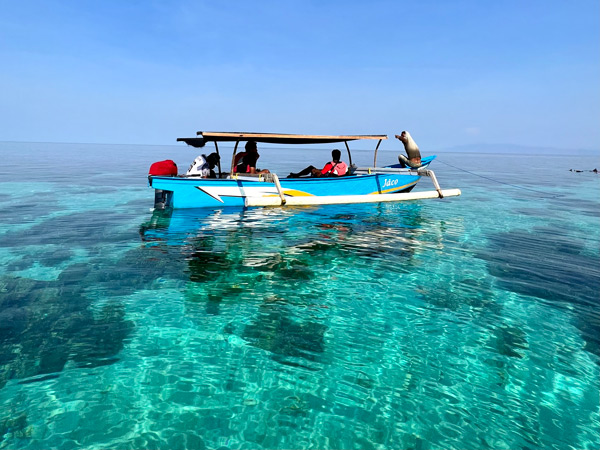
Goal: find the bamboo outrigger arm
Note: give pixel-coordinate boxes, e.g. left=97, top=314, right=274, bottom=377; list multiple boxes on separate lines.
left=352, top=167, right=451, bottom=199
left=416, top=169, right=444, bottom=198
left=246, top=168, right=459, bottom=206
left=271, top=174, right=287, bottom=205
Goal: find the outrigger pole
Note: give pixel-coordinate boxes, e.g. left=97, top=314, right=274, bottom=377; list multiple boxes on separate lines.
left=246, top=188, right=461, bottom=207
left=249, top=170, right=460, bottom=207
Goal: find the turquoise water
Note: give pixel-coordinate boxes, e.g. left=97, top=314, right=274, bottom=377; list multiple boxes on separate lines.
left=0, top=142, right=599, bottom=450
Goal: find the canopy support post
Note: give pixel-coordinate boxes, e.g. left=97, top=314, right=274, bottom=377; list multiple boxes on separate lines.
left=230, top=141, right=240, bottom=175
left=344, top=141, right=352, bottom=166
left=373, top=139, right=382, bottom=167
left=214, top=141, right=222, bottom=178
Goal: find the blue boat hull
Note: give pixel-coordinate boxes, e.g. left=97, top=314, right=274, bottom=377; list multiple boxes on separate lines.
left=150, top=172, right=422, bottom=209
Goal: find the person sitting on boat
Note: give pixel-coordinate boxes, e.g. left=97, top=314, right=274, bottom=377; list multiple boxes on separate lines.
left=288, top=149, right=348, bottom=178
left=396, top=131, right=422, bottom=168
left=234, top=140, right=270, bottom=175
left=186, top=152, right=220, bottom=178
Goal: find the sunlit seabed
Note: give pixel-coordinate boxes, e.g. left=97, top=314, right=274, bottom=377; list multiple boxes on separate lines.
left=0, top=143, right=599, bottom=450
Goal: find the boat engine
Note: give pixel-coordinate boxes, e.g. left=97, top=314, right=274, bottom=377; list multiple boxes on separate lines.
left=148, top=160, right=178, bottom=210
left=153, top=189, right=173, bottom=210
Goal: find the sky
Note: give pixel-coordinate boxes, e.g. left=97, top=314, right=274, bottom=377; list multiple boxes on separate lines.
left=1, top=0, right=599, bottom=151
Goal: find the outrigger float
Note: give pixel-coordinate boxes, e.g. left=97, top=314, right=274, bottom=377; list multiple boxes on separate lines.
left=148, top=131, right=461, bottom=209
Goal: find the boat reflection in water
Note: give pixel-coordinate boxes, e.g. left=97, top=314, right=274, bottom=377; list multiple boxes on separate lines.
left=137, top=203, right=453, bottom=317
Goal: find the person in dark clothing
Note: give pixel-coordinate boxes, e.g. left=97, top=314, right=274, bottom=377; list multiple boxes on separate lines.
left=288, top=149, right=348, bottom=178
left=235, top=141, right=270, bottom=174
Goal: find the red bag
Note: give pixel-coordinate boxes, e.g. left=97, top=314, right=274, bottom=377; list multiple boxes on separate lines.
left=149, top=160, right=178, bottom=176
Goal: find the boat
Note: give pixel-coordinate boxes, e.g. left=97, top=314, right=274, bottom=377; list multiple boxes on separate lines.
left=148, top=131, right=461, bottom=209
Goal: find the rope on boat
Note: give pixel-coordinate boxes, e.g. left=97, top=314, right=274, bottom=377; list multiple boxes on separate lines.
left=436, top=160, right=565, bottom=198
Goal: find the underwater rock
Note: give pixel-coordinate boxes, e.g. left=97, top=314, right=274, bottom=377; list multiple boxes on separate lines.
left=276, top=265, right=314, bottom=281
left=0, top=210, right=134, bottom=248
left=39, top=247, right=74, bottom=267
left=5, top=255, right=35, bottom=272
left=418, top=276, right=501, bottom=315
left=188, top=252, right=231, bottom=282
left=0, top=413, right=30, bottom=439
left=0, top=275, right=133, bottom=388
left=477, top=228, right=600, bottom=359
left=242, top=306, right=327, bottom=365
left=494, top=324, right=529, bottom=358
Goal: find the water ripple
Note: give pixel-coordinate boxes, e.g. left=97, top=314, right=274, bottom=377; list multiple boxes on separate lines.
left=1, top=148, right=599, bottom=449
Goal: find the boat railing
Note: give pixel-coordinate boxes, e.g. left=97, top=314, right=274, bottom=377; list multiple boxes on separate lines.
left=354, top=166, right=413, bottom=174
left=227, top=172, right=273, bottom=181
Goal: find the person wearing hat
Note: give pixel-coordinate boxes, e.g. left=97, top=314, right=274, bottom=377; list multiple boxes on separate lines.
left=186, top=152, right=220, bottom=178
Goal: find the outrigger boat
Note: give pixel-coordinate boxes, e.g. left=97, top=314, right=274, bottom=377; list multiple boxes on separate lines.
left=148, top=131, right=460, bottom=209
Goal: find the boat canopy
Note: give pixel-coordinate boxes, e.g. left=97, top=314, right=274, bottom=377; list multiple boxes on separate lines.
left=177, top=132, right=388, bottom=147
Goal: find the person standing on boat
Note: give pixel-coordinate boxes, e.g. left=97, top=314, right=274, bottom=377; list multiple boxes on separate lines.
left=235, top=141, right=270, bottom=174
left=396, top=131, right=422, bottom=168
left=186, top=152, right=220, bottom=178
left=288, top=149, right=348, bottom=178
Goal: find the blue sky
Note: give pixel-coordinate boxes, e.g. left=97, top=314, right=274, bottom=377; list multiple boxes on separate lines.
left=1, top=0, right=599, bottom=151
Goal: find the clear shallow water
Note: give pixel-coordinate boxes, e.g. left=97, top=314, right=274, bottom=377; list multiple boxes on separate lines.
left=0, top=142, right=599, bottom=450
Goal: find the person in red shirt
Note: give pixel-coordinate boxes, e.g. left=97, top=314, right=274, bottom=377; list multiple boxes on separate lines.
left=234, top=141, right=270, bottom=174
left=288, top=149, right=348, bottom=178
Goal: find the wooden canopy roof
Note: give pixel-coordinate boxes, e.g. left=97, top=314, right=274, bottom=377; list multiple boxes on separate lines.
left=177, top=131, right=388, bottom=147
